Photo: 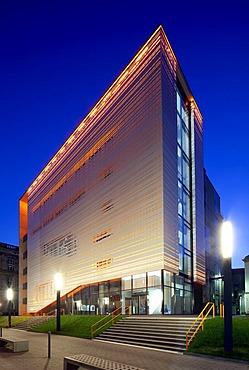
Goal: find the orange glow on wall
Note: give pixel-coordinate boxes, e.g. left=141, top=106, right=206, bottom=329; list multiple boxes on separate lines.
left=28, top=25, right=178, bottom=196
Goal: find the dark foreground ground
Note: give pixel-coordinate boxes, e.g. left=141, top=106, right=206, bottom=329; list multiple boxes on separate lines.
left=0, top=328, right=248, bottom=370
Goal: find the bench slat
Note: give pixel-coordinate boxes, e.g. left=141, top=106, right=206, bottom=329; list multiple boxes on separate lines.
left=64, top=354, right=145, bottom=370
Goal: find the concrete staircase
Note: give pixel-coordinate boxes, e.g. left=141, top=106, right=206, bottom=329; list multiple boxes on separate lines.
left=14, top=316, right=55, bottom=330
left=95, top=316, right=197, bottom=352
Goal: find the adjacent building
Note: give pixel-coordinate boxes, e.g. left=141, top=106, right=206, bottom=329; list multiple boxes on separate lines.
left=0, top=242, right=19, bottom=315
left=243, top=255, right=249, bottom=314
left=232, top=268, right=245, bottom=315
left=19, top=25, right=208, bottom=316
left=204, top=171, right=223, bottom=314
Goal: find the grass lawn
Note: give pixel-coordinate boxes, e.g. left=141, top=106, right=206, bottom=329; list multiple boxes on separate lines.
left=0, top=316, right=32, bottom=327
left=29, top=315, right=123, bottom=338
left=188, top=317, right=249, bottom=361
left=2, top=314, right=249, bottom=361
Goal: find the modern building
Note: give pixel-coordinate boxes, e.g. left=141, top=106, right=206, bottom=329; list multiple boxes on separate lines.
left=232, top=268, right=245, bottom=315
left=19, top=25, right=207, bottom=316
left=204, top=171, right=223, bottom=314
left=243, top=255, right=249, bottom=314
left=0, top=242, right=19, bottom=315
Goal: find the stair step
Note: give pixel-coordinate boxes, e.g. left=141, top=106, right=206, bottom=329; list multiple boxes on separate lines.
left=14, top=316, right=55, bottom=330
left=99, top=332, right=185, bottom=343
left=95, top=337, right=185, bottom=352
left=94, top=316, right=196, bottom=352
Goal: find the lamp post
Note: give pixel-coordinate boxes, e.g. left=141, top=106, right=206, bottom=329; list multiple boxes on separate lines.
left=221, top=221, right=233, bottom=353
left=54, top=273, right=62, bottom=331
left=6, top=288, right=13, bottom=328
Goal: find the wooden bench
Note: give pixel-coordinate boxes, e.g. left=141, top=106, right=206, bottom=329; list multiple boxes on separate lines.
left=64, top=354, right=145, bottom=370
left=0, top=337, right=29, bottom=352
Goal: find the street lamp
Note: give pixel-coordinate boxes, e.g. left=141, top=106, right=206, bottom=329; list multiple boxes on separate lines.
left=54, top=273, right=62, bottom=331
left=6, top=288, right=13, bottom=328
left=221, top=221, right=233, bottom=353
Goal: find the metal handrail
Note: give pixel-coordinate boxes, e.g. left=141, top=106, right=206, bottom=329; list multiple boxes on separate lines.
left=91, top=306, right=131, bottom=338
left=186, top=301, right=215, bottom=350
left=220, top=303, right=224, bottom=317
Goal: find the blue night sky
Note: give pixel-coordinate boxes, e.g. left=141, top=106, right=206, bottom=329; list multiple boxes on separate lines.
left=0, top=0, right=248, bottom=268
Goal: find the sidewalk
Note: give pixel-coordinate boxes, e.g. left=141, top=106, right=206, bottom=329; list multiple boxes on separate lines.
left=0, top=328, right=248, bottom=370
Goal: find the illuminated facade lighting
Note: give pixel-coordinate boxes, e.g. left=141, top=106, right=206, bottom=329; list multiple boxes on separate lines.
left=19, top=25, right=207, bottom=316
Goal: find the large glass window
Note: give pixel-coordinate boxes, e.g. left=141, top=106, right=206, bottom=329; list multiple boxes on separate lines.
left=148, top=287, right=162, bottom=314
left=133, top=273, right=146, bottom=289
left=148, top=271, right=161, bottom=287
left=122, top=276, right=131, bottom=290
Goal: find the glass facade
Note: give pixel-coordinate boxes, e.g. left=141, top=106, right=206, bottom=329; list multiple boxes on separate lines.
left=65, top=268, right=194, bottom=316
left=176, top=90, right=193, bottom=310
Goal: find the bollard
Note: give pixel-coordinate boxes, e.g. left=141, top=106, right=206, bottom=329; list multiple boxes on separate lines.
left=48, top=331, right=51, bottom=358
left=0, top=326, right=2, bottom=337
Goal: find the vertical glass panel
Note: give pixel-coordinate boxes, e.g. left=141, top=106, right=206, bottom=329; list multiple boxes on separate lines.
left=182, top=156, right=190, bottom=189
left=181, top=105, right=186, bottom=122
left=184, top=251, right=191, bottom=277
left=182, top=126, right=189, bottom=157
left=98, top=294, right=109, bottom=315
left=182, top=190, right=190, bottom=222
left=109, top=292, right=120, bottom=312
left=175, top=288, right=184, bottom=314
left=178, top=147, right=182, bottom=179
left=164, top=285, right=174, bottom=314
left=178, top=216, right=183, bottom=245
left=121, top=290, right=131, bottom=314
left=183, top=224, right=191, bottom=251
left=133, top=273, right=146, bottom=289
left=178, top=201, right=183, bottom=216
left=99, top=281, right=109, bottom=294
left=164, top=270, right=172, bottom=286
left=148, top=287, right=162, bottom=314
left=110, top=280, right=121, bottom=292
left=132, top=288, right=147, bottom=314
left=177, top=91, right=181, bottom=113
left=122, top=276, right=131, bottom=290
left=184, top=286, right=192, bottom=314
left=177, top=115, right=181, bottom=144
left=148, top=270, right=161, bottom=287
left=179, top=245, right=183, bottom=271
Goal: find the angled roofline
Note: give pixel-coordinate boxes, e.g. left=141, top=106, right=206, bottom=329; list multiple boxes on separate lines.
left=26, top=24, right=202, bottom=196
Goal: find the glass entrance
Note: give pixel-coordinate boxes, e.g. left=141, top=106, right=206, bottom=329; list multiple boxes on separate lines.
left=132, top=294, right=147, bottom=314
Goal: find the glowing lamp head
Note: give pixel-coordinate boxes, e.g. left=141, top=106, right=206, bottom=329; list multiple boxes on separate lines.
left=7, top=288, right=13, bottom=301
left=221, top=221, right=233, bottom=258
left=54, top=273, right=63, bottom=291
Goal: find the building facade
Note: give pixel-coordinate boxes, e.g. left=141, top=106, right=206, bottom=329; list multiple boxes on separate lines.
left=232, top=268, right=245, bottom=315
left=19, top=25, right=206, bottom=316
left=0, top=242, right=19, bottom=315
left=204, top=171, right=223, bottom=314
left=243, top=255, right=249, bottom=314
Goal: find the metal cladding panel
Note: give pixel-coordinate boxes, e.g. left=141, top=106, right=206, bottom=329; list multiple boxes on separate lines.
left=26, top=30, right=165, bottom=312
left=191, top=108, right=205, bottom=283
left=161, top=52, right=178, bottom=273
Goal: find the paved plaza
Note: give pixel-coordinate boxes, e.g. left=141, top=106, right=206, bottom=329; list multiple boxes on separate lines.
left=0, top=328, right=248, bottom=370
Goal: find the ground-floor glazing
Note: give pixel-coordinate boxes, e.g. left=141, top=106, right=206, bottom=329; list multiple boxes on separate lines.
left=63, top=269, right=193, bottom=315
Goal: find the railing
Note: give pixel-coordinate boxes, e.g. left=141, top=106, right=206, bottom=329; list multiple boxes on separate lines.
left=91, top=306, right=131, bottom=339
left=186, top=302, right=215, bottom=350
left=220, top=303, right=224, bottom=317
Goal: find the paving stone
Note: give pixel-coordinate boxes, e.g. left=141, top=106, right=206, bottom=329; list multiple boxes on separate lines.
left=0, top=328, right=248, bottom=370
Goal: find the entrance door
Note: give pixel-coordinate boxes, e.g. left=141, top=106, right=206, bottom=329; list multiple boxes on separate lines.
left=132, top=294, right=147, bottom=314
